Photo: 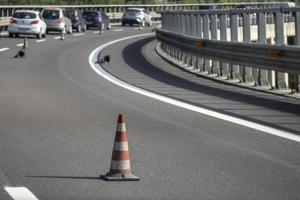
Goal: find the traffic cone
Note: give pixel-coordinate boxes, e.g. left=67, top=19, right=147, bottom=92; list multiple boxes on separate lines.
left=101, top=114, right=140, bottom=181
left=60, top=30, right=65, bottom=40
left=23, top=37, right=28, bottom=49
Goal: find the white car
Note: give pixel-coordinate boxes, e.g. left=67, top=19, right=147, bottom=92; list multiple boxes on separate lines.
left=8, top=10, right=47, bottom=38
left=122, top=8, right=152, bottom=27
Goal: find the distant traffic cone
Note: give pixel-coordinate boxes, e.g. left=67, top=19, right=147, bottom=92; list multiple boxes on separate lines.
left=60, top=30, right=65, bottom=40
left=23, top=37, right=28, bottom=49
left=101, top=114, right=140, bottom=181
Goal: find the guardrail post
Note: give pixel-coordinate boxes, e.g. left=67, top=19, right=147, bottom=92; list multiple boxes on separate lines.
left=219, top=13, right=229, bottom=78
left=181, top=13, right=185, bottom=35
left=257, top=12, right=270, bottom=87
left=275, top=10, right=288, bottom=90
left=210, top=13, right=219, bottom=75
left=230, top=13, right=240, bottom=81
left=203, top=13, right=211, bottom=73
left=296, top=12, right=300, bottom=92
left=185, top=13, right=190, bottom=36
left=242, top=12, right=254, bottom=85
left=195, top=13, right=203, bottom=71
left=191, top=13, right=197, bottom=37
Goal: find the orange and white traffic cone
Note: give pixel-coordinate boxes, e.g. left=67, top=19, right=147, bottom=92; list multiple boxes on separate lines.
left=60, top=30, right=65, bottom=40
left=23, top=37, right=28, bottom=49
left=101, top=114, right=140, bottom=181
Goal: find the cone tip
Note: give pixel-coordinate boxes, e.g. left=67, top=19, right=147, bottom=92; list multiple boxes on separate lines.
left=118, top=114, right=125, bottom=123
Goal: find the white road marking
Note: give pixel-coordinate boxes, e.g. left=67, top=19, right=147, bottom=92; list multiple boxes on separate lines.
left=113, top=29, right=124, bottom=32
left=0, top=47, right=9, bottom=52
left=93, top=31, right=101, bottom=34
left=16, top=43, right=24, bottom=47
left=0, top=32, right=8, bottom=36
left=133, top=27, right=139, bottom=30
left=5, top=187, right=39, bottom=200
left=53, top=36, right=61, bottom=40
left=36, top=39, right=46, bottom=43
left=89, top=33, right=300, bottom=143
left=73, top=33, right=84, bottom=37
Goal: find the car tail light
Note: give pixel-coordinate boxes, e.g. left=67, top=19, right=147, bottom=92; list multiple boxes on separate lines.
left=59, top=17, right=64, bottom=24
left=10, top=18, right=17, bottom=24
left=31, top=20, right=39, bottom=24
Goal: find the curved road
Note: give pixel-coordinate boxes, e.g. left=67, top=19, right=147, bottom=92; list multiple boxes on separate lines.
left=0, top=26, right=299, bottom=199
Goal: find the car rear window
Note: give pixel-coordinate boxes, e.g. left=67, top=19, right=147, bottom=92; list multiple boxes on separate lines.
left=83, top=12, right=99, bottom=17
left=13, top=12, right=37, bottom=19
left=43, top=10, right=60, bottom=19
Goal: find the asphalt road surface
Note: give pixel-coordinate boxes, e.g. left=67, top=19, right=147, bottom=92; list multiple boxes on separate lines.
left=0, top=25, right=299, bottom=200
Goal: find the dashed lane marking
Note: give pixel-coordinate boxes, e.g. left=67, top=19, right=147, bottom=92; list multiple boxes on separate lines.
left=89, top=33, right=300, bottom=143
left=5, top=187, right=39, bottom=200
left=113, top=29, right=124, bottom=32
left=36, top=39, right=46, bottom=43
left=93, top=31, right=100, bottom=34
left=16, top=43, right=24, bottom=47
left=53, top=36, right=61, bottom=40
left=0, top=47, right=9, bottom=52
left=73, top=33, right=85, bottom=37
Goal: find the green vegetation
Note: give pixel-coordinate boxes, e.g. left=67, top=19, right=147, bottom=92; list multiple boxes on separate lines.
left=0, top=0, right=297, bottom=5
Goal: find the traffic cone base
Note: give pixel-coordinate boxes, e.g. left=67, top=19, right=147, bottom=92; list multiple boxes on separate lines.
left=101, top=172, right=140, bottom=181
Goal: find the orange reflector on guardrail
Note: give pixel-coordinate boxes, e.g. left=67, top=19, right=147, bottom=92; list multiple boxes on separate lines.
left=156, top=32, right=164, bottom=38
left=267, top=49, right=284, bottom=58
left=195, top=41, right=205, bottom=48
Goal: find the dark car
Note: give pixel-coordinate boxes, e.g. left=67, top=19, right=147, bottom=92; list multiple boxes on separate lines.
left=65, top=9, right=87, bottom=32
left=82, top=11, right=111, bottom=30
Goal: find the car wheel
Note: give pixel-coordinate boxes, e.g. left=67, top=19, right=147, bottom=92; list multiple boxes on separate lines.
left=77, top=25, right=81, bottom=32
left=46, top=30, right=49, bottom=34
left=42, top=33, right=46, bottom=38
left=15, top=33, right=19, bottom=38
left=130, top=23, right=133, bottom=26
left=9, top=33, right=13, bottom=38
left=122, top=22, right=125, bottom=26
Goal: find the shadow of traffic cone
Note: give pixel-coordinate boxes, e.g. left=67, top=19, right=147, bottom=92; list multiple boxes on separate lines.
left=60, top=30, right=65, bottom=40
left=101, top=114, right=140, bottom=181
left=23, top=37, right=28, bottom=49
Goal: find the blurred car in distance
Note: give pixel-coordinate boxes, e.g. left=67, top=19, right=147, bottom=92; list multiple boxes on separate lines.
left=42, top=8, right=72, bottom=34
left=65, top=9, right=87, bottom=32
left=122, top=8, right=152, bottom=27
left=82, top=11, right=111, bottom=30
left=8, top=10, right=47, bottom=38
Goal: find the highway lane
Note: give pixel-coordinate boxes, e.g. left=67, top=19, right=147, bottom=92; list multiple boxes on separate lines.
left=0, top=26, right=299, bottom=199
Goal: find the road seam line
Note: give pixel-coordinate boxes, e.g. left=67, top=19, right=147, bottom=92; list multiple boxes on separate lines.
left=4, top=186, right=39, bottom=200
left=89, top=33, right=300, bottom=143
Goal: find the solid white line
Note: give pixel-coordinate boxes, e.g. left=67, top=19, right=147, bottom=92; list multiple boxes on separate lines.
left=89, top=33, right=300, bottom=143
left=5, top=187, right=39, bottom=200
left=16, top=43, right=24, bottom=47
left=0, top=47, right=9, bottom=52
left=36, top=39, right=46, bottom=43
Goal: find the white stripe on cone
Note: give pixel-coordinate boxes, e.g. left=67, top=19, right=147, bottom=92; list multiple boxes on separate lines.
left=110, top=160, right=131, bottom=170
left=116, top=123, right=126, bottom=132
left=113, top=142, right=129, bottom=151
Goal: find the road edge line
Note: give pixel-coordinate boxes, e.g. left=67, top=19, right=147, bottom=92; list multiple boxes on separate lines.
left=88, top=33, right=300, bottom=143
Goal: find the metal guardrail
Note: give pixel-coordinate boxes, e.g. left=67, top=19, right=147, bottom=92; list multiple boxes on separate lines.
left=158, top=6, right=300, bottom=92
left=156, top=29, right=300, bottom=75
